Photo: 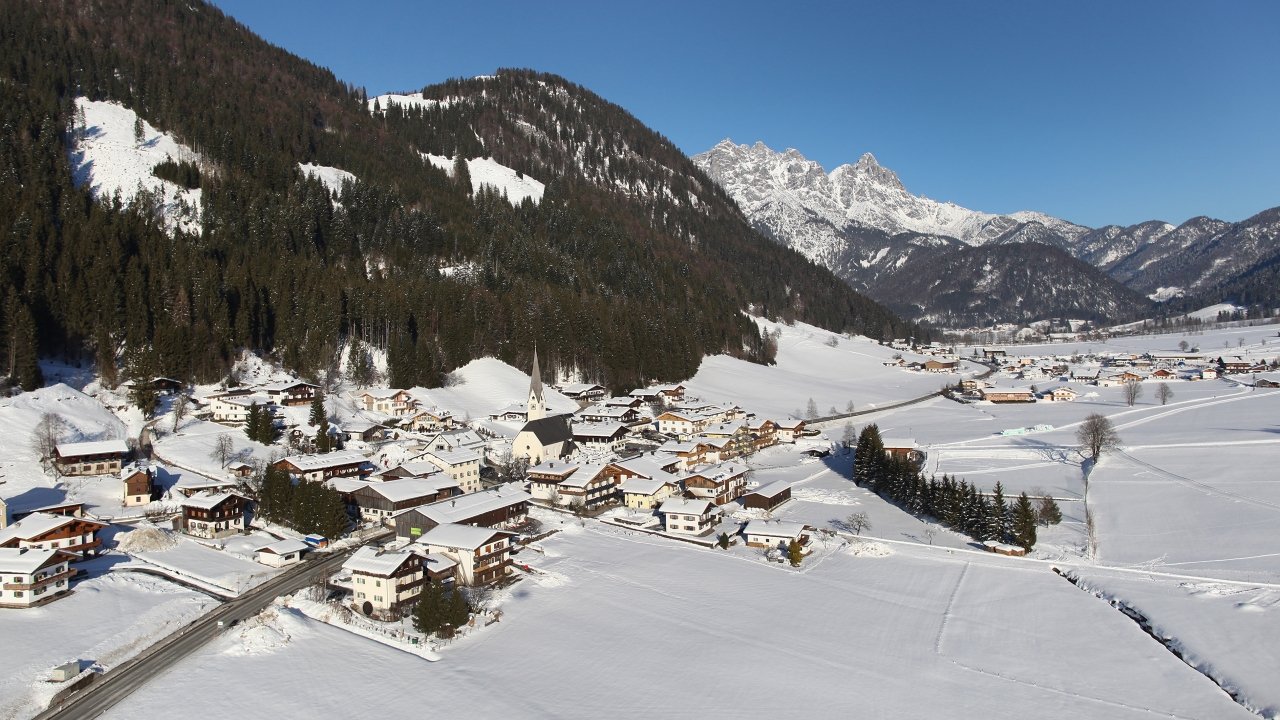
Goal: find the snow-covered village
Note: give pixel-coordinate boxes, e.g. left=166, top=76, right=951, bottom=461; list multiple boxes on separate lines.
left=5, top=2, right=1280, bottom=719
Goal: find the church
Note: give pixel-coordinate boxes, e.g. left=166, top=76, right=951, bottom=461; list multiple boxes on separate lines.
left=512, top=349, right=575, bottom=464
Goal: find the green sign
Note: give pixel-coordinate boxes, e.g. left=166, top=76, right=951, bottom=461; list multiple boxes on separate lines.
left=410, top=527, right=422, bottom=536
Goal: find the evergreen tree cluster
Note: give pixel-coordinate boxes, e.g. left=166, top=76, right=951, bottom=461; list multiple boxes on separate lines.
left=852, top=425, right=1039, bottom=551
left=412, top=581, right=471, bottom=637
left=244, top=403, right=279, bottom=445
left=0, top=1, right=916, bottom=395
left=255, top=465, right=349, bottom=540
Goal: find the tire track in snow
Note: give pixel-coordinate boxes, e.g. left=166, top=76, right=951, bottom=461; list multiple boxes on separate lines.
left=1113, top=450, right=1280, bottom=514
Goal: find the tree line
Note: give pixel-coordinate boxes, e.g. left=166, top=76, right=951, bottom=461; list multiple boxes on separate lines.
left=852, top=424, right=1059, bottom=551
left=254, top=464, right=350, bottom=540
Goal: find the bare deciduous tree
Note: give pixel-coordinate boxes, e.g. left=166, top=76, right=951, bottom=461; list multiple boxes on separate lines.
left=1156, top=383, right=1173, bottom=406
left=171, top=393, right=191, bottom=433
left=846, top=511, right=871, bottom=536
left=1076, top=413, right=1120, bottom=463
left=211, top=433, right=234, bottom=468
left=32, top=413, right=68, bottom=473
left=1122, top=379, right=1143, bottom=407
left=923, top=527, right=937, bottom=545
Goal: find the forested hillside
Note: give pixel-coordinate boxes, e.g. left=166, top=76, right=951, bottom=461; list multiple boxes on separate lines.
left=0, top=0, right=915, bottom=394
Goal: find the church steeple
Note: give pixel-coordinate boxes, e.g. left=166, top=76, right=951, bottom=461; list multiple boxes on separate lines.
left=527, top=347, right=546, bottom=421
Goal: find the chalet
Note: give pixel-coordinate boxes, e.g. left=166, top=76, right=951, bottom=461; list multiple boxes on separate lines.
left=603, top=395, right=646, bottom=409
left=1197, top=367, right=1219, bottom=380
left=980, top=388, right=1036, bottom=403
left=746, top=419, right=778, bottom=451
left=419, top=449, right=483, bottom=494
left=407, top=408, right=453, bottom=433
left=741, top=480, right=792, bottom=512
left=1150, top=368, right=1177, bottom=380
left=923, top=359, right=958, bottom=373
left=261, top=380, right=319, bottom=407
left=121, top=463, right=156, bottom=507
left=1221, top=357, right=1251, bottom=374
left=420, top=428, right=487, bottom=454
left=10, top=501, right=86, bottom=522
left=556, top=382, right=607, bottom=403
left=526, top=460, right=582, bottom=504
left=392, top=485, right=531, bottom=540
left=681, top=463, right=748, bottom=505
left=571, top=422, right=630, bottom=454
left=350, top=477, right=461, bottom=524
left=556, top=463, right=621, bottom=510
left=655, top=441, right=708, bottom=471
left=959, top=379, right=982, bottom=393
left=340, top=420, right=388, bottom=443
left=122, top=376, right=184, bottom=395
left=0, top=548, right=76, bottom=608
left=743, top=520, right=811, bottom=550
left=359, top=389, right=418, bottom=416
left=881, top=438, right=921, bottom=463
left=54, top=440, right=128, bottom=476
left=417, top=524, right=513, bottom=586
left=227, top=461, right=255, bottom=478
left=491, top=402, right=537, bottom=423
left=698, top=436, right=735, bottom=465
left=1070, top=369, right=1101, bottom=382
left=699, top=423, right=753, bottom=459
left=652, top=383, right=687, bottom=405
left=775, top=419, right=806, bottom=443
left=274, top=451, right=372, bottom=483
left=0, top=512, right=107, bottom=561
left=657, top=498, right=721, bottom=536
left=655, top=410, right=708, bottom=438
left=619, top=476, right=681, bottom=510
left=576, top=404, right=642, bottom=425
left=513, top=415, right=574, bottom=464
left=180, top=492, right=247, bottom=539
left=173, top=477, right=240, bottom=498
left=254, top=539, right=310, bottom=568
left=1047, top=386, right=1080, bottom=402
left=377, top=461, right=445, bottom=481
left=207, top=392, right=275, bottom=426
left=412, top=552, right=459, bottom=586
left=343, top=546, right=424, bottom=615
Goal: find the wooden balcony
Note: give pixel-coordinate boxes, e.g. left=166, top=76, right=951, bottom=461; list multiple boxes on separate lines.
left=3, top=567, right=76, bottom=591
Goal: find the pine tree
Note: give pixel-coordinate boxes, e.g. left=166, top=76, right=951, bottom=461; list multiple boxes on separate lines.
left=1036, top=495, right=1063, bottom=526
left=788, top=539, right=804, bottom=567
left=309, top=389, right=326, bottom=426
left=1012, top=492, right=1038, bottom=552
left=989, top=481, right=1009, bottom=542
left=446, top=588, right=471, bottom=628
left=413, top=581, right=443, bottom=635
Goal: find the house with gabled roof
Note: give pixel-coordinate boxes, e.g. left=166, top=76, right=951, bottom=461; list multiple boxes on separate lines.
left=54, top=440, right=128, bottom=476
left=417, top=523, right=514, bottom=586
left=359, top=388, right=418, bottom=416
left=681, top=463, right=748, bottom=505
left=657, top=498, right=721, bottom=535
left=261, top=380, right=319, bottom=407
left=254, top=538, right=310, bottom=568
left=742, top=480, right=792, bottom=512
left=743, top=519, right=811, bottom=550
left=0, top=512, right=107, bottom=561
left=392, top=485, right=531, bottom=540
left=0, top=548, right=77, bottom=608
left=418, top=448, right=483, bottom=494
left=343, top=546, right=424, bottom=616
left=274, top=451, right=373, bottom=483
left=122, top=462, right=156, bottom=507
left=350, top=477, right=461, bottom=524
left=180, top=492, right=247, bottom=539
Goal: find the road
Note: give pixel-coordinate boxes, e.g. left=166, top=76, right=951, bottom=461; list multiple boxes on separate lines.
left=37, top=529, right=392, bottom=720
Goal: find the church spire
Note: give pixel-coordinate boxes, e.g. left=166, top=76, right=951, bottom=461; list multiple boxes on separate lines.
left=527, top=346, right=546, bottom=421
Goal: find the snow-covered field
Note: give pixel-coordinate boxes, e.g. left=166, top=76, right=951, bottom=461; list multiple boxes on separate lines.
left=0, top=566, right=215, bottom=720
left=410, top=357, right=575, bottom=422
left=422, top=152, right=545, bottom=206
left=102, top=523, right=1250, bottom=719
left=124, top=531, right=280, bottom=595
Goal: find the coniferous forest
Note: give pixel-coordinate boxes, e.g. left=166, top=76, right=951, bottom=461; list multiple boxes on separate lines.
left=0, top=0, right=920, bottom=394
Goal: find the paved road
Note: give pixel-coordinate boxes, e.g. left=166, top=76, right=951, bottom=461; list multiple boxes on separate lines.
left=38, top=529, right=392, bottom=720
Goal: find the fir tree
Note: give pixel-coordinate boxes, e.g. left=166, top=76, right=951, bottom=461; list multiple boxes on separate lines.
left=1012, top=492, right=1038, bottom=552
left=788, top=539, right=804, bottom=567
left=413, top=581, right=443, bottom=635
left=989, top=481, right=1009, bottom=542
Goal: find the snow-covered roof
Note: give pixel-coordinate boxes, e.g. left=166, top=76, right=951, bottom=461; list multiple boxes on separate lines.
left=181, top=492, right=240, bottom=510
left=0, top=547, right=70, bottom=574
left=528, top=459, right=581, bottom=478
left=342, top=546, right=416, bottom=576
left=658, top=498, right=718, bottom=516
left=359, top=477, right=458, bottom=503
left=420, top=448, right=480, bottom=466
left=744, top=520, right=808, bottom=539
left=378, top=461, right=442, bottom=479
left=881, top=438, right=916, bottom=449
left=417, top=522, right=508, bottom=551
left=559, top=463, right=608, bottom=490
left=261, top=380, right=317, bottom=392
left=0, top=512, right=87, bottom=544
left=620, top=477, right=677, bottom=496
left=256, top=539, right=309, bottom=556
left=280, top=451, right=369, bottom=472
left=412, top=485, right=530, bottom=524
left=557, top=382, right=604, bottom=395
left=55, top=439, right=128, bottom=458
left=572, top=422, right=628, bottom=439
left=361, top=388, right=409, bottom=399
left=745, top=480, right=792, bottom=499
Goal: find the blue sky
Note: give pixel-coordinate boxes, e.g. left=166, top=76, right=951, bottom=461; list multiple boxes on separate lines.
left=213, top=0, right=1278, bottom=227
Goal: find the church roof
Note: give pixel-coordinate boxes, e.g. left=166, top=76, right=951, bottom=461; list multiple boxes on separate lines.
left=519, top=415, right=573, bottom=445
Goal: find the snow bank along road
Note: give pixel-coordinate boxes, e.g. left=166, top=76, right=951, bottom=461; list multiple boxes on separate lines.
left=35, top=529, right=393, bottom=720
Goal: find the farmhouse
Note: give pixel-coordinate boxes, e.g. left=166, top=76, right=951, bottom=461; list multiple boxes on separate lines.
left=0, top=548, right=77, bottom=608
left=54, top=440, right=128, bottom=476
left=743, top=519, right=811, bottom=550
left=417, top=523, right=514, bottom=586
left=881, top=438, right=921, bottom=463
left=343, top=546, right=424, bottom=615
left=526, top=460, right=582, bottom=504
left=350, top=477, right=461, bottom=524
left=576, top=404, right=642, bottom=425
left=407, top=408, right=453, bottom=432
left=980, top=388, right=1036, bottom=403
left=274, top=451, right=373, bottom=483
left=774, top=419, right=806, bottom=443
left=261, top=380, right=319, bottom=407
left=359, top=388, right=418, bottom=416
left=0, top=512, right=107, bottom=561
left=556, top=463, right=622, bottom=510
left=556, top=382, right=607, bottom=403
left=924, top=359, right=958, bottom=373
left=572, top=422, right=630, bottom=454
left=682, top=464, right=748, bottom=505
left=392, top=485, right=531, bottom=540
left=180, top=492, right=247, bottom=539
left=122, top=463, right=156, bottom=506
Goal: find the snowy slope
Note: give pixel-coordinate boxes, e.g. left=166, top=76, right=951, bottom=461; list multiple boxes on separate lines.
left=367, top=91, right=456, bottom=113
left=69, top=98, right=205, bottom=235
left=422, top=153, right=545, bottom=206
left=409, top=356, right=573, bottom=421
left=298, top=163, right=356, bottom=194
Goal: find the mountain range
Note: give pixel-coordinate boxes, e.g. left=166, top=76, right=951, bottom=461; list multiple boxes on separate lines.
left=693, top=140, right=1280, bottom=325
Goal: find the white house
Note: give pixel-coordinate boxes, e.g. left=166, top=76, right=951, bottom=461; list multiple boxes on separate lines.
left=359, top=389, right=419, bottom=417
left=619, top=476, right=680, bottom=510
left=0, top=548, right=76, bottom=608
left=743, top=520, right=811, bottom=550
left=657, top=498, right=721, bottom=535
left=417, top=523, right=513, bottom=586
left=343, top=546, right=424, bottom=615
left=419, top=449, right=483, bottom=494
